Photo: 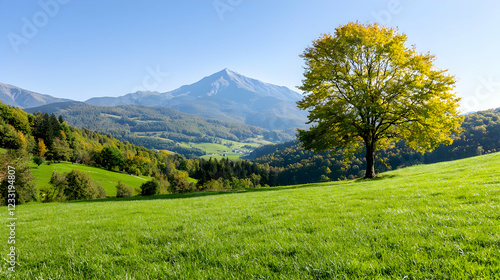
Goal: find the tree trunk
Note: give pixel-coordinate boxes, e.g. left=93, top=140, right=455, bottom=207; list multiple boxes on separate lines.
left=364, top=143, right=376, bottom=179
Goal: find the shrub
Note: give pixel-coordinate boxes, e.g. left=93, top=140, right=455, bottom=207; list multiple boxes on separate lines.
left=64, top=170, right=99, bottom=200
left=33, top=156, right=45, bottom=167
left=116, top=181, right=133, bottom=198
left=203, top=178, right=224, bottom=191
left=44, top=170, right=68, bottom=202
left=140, top=180, right=160, bottom=196
left=96, top=182, right=107, bottom=199
left=168, top=174, right=195, bottom=193
left=229, top=177, right=254, bottom=190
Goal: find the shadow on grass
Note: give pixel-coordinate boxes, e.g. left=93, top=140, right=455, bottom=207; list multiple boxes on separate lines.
left=354, top=174, right=398, bottom=183
left=69, top=179, right=359, bottom=204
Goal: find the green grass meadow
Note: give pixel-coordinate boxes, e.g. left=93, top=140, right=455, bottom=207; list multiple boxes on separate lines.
left=29, top=161, right=151, bottom=197
left=1, top=153, right=499, bottom=279
left=178, top=139, right=266, bottom=160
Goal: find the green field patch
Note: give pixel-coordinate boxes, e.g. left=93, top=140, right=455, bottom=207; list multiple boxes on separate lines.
left=99, top=113, right=121, bottom=119
left=30, top=161, right=151, bottom=196
left=180, top=139, right=265, bottom=160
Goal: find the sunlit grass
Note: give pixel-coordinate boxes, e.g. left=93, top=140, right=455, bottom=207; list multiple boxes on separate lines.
left=1, top=153, right=499, bottom=279
left=179, top=139, right=265, bottom=160
left=29, top=161, right=151, bottom=196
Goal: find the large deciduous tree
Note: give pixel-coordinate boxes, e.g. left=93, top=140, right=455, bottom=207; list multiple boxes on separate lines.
left=98, top=146, right=124, bottom=171
left=297, top=22, right=463, bottom=178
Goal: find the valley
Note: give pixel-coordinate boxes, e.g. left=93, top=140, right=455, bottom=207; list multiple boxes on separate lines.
left=25, top=102, right=284, bottom=158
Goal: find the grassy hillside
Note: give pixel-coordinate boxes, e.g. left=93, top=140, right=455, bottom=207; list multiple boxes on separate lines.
left=1, top=153, right=499, bottom=279
left=30, top=161, right=151, bottom=197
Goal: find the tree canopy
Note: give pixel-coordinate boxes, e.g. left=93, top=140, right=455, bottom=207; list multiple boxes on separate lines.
left=297, top=22, right=463, bottom=178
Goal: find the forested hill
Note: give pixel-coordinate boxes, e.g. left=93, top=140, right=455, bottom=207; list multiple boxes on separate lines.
left=0, top=100, right=285, bottom=203
left=0, top=100, right=183, bottom=176
left=250, top=108, right=500, bottom=185
left=1, top=100, right=188, bottom=203
left=25, top=102, right=293, bottom=157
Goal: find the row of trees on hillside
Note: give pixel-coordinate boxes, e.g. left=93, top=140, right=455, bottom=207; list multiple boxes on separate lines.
left=190, top=158, right=279, bottom=189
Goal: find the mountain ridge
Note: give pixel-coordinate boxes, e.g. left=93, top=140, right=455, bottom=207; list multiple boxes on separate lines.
left=85, top=69, right=308, bottom=131
left=0, top=82, right=71, bottom=108
left=1, top=69, right=308, bottom=131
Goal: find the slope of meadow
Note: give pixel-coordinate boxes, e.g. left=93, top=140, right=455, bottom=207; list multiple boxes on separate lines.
left=1, top=153, right=499, bottom=279
left=29, top=161, right=151, bottom=197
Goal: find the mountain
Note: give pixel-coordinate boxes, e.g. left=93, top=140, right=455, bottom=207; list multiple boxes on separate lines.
left=85, top=69, right=308, bottom=131
left=0, top=82, right=72, bottom=108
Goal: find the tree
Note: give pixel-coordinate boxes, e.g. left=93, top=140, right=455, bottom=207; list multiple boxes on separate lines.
left=14, top=132, right=27, bottom=152
left=0, top=120, right=22, bottom=150
left=37, top=138, right=48, bottom=157
left=46, top=170, right=68, bottom=202
left=48, top=138, right=71, bottom=162
left=64, top=170, right=99, bottom=200
left=297, top=22, right=463, bottom=178
left=140, top=180, right=160, bottom=196
left=33, top=156, right=45, bottom=167
left=0, top=150, right=37, bottom=205
left=98, top=146, right=124, bottom=171
left=168, top=173, right=193, bottom=193
left=116, top=181, right=133, bottom=198
left=48, top=113, right=62, bottom=141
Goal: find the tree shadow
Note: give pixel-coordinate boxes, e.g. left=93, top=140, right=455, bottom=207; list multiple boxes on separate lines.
left=68, top=180, right=358, bottom=204
left=67, top=173, right=403, bottom=204
left=354, top=174, right=397, bottom=183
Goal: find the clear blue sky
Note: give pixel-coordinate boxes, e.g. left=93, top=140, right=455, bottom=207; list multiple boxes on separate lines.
left=1, top=0, right=499, bottom=112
